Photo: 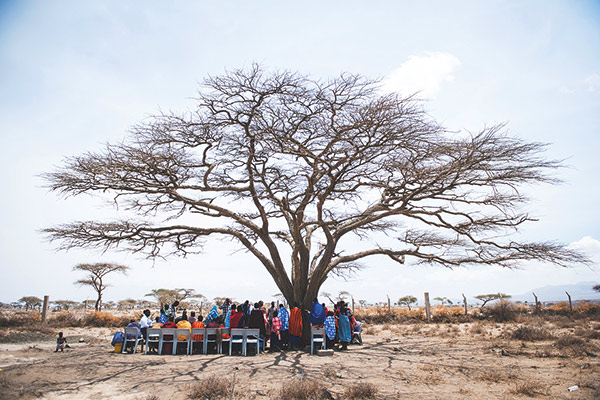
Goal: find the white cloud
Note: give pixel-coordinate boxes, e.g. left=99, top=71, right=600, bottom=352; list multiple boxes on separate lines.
left=584, top=73, right=600, bottom=92
left=382, top=51, right=461, bottom=98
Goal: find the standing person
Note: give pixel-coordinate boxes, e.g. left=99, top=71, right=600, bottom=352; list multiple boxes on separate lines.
left=219, top=298, right=232, bottom=317
left=249, top=303, right=267, bottom=351
left=55, top=332, right=67, bottom=352
left=168, top=301, right=179, bottom=321
left=289, top=303, right=303, bottom=350
left=269, top=310, right=282, bottom=352
left=158, top=305, right=168, bottom=324
left=203, top=305, right=219, bottom=324
left=139, top=309, right=153, bottom=348
left=337, top=304, right=352, bottom=350
left=324, top=311, right=337, bottom=349
left=224, top=304, right=234, bottom=328
left=267, top=301, right=276, bottom=325
left=278, top=304, right=290, bottom=349
left=309, top=298, right=325, bottom=326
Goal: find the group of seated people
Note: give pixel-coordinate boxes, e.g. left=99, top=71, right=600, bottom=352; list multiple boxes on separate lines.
left=123, top=298, right=361, bottom=354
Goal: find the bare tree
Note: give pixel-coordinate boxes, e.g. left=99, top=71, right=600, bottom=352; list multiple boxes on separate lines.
left=73, top=263, right=129, bottom=312
left=44, top=66, right=588, bottom=331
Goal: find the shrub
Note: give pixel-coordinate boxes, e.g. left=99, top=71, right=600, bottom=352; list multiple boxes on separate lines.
left=188, top=375, right=235, bottom=400
left=0, top=311, right=41, bottom=327
left=82, top=312, right=131, bottom=327
left=344, top=382, right=378, bottom=399
left=554, top=335, right=585, bottom=349
left=48, top=311, right=80, bottom=327
left=511, top=326, right=552, bottom=341
left=275, top=377, right=328, bottom=400
left=485, top=300, right=516, bottom=322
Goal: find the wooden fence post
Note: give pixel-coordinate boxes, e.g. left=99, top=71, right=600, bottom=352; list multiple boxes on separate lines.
left=424, top=292, right=431, bottom=322
left=532, top=292, right=540, bottom=313
left=566, top=291, right=572, bottom=313
left=462, top=293, right=468, bottom=316
left=41, top=295, right=49, bottom=322
left=387, top=295, right=391, bottom=313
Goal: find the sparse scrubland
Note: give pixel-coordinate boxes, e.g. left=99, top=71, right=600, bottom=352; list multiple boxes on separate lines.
left=0, top=302, right=599, bottom=399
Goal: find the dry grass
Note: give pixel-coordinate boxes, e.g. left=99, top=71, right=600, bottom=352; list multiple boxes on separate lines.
left=187, top=375, right=236, bottom=400
left=275, top=377, right=329, bottom=400
left=478, top=368, right=508, bottom=383
left=343, top=382, right=378, bottom=399
left=510, top=380, right=548, bottom=397
left=321, top=365, right=339, bottom=380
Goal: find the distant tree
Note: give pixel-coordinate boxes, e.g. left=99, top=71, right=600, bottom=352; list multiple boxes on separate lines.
left=475, top=293, right=511, bottom=309
left=593, top=284, right=600, bottom=293
left=433, top=296, right=449, bottom=306
left=118, top=298, right=138, bottom=309
left=358, top=299, right=367, bottom=307
left=145, top=289, right=179, bottom=305
left=145, top=288, right=203, bottom=306
left=398, top=295, right=418, bottom=310
left=19, top=296, right=42, bottom=311
left=73, top=263, right=129, bottom=312
left=54, top=300, right=78, bottom=311
left=213, top=297, right=227, bottom=307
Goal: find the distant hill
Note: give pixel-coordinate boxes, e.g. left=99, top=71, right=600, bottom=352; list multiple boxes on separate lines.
left=511, top=281, right=600, bottom=303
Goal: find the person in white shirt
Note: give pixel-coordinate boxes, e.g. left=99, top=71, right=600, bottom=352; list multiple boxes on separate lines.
left=139, top=309, right=153, bottom=347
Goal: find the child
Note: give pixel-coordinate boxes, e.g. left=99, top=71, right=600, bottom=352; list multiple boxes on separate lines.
left=55, top=332, right=67, bottom=352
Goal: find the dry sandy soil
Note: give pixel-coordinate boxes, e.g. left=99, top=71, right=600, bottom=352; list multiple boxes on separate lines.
left=0, top=320, right=599, bottom=400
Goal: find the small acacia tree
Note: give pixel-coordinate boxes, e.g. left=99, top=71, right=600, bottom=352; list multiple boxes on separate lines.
left=45, top=66, right=588, bottom=339
left=73, top=263, right=129, bottom=312
left=475, top=293, right=511, bottom=309
left=398, top=295, right=417, bottom=310
left=593, top=284, right=600, bottom=293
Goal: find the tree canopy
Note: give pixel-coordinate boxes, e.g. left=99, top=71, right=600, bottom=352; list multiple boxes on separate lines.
left=44, top=65, right=588, bottom=310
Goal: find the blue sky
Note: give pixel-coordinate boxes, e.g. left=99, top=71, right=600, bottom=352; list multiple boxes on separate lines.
left=1, top=1, right=599, bottom=305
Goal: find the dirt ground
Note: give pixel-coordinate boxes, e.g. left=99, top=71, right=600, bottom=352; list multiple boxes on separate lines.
left=0, top=321, right=599, bottom=400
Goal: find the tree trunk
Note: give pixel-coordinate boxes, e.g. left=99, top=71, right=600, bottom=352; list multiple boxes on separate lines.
left=95, top=293, right=102, bottom=312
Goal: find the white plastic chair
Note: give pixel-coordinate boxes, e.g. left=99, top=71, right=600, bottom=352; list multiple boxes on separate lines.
left=158, top=328, right=176, bottom=355
left=203, top=327, right=221, bottom=354
left=174, top=328, right=191, bottom=355
left=122, top=327, right=142, bottom=354
left=229, top=328, right=245, bottom=356
left=220, top=328, right=231, bottom=354
left=310, top=327, right=326, bottom=354
left=144, top=328, right=161, bottom=355
left=188, top=328, right=205, bottom=355
left=244, top=328, right=262, bottom=356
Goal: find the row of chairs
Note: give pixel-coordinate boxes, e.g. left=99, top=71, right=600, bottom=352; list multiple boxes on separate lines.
left=123, top=327, right=263, bottom=356
left=123, top=327, right=330, bottom=356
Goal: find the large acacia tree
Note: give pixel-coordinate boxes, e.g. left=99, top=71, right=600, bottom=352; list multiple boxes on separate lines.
left=45, top=66, right=586, bottom=315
